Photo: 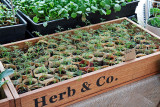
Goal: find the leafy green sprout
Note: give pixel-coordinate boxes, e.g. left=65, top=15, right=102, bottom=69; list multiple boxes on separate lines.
left=0, top=69, right=14, bottom=87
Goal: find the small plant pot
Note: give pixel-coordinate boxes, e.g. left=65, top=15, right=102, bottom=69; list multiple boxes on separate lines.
left=66, top=65, right=78, bottom=72
left=16, top=84, right=29, bottom=94
left=86, top=67, right=95, bottom=73
left=46, top=78, right=59, bottom=86
left=71, top=56, right=84, bottom=65
left=33, top=66, right=48, bottom=77
left=47, top=43, right=58, bottom=50
left=61, top=75, right=72, bottom=81
left=146, top=23, right=160, bottom=36
left=9, top=72, right=22, bottom=86
left=82, top=54, right=94, bottom=62
left=54, top=67, right=66, bottom=77
left=114, top=40, right=125, bottom=45
left=48, top=50, right=59, bottom=57
left=79, top=60, right=90, bottom=72
left=66, top=45, right=77, bottom=51
left=102, top=42, right=115, bottom=48
left=61, top=51, right=72, bottom=57
left=66, top=71, right=75, bottom=78
left=49, top=55, right=63, bottom=62
left=38, top=74, right=55, bottom=86
left=136, top=44, right=147, bottom=49
left=22, top=78, right=38, bottom=89
left=48, top=61, right=61, bottom=69
left=92, top=52, right=104, bottom=66
left=114, top=51, right=125, bottom=57
left=103, top=54, right=116, bottom=66
left=71, top=37, right=82, bottom=44
left=4, top=64, right=17, bottom=72
left=29, top=84, right=43, bottom=91
left=115, top=56, right=125, bottom=63
left=37, top=40, right=49, bottom=48
left=60, top=58, right=72, bottom=66
left=100, top=47, right=115, bottom=53
left=21, top=70, right=34, bottom=79
left=72, top=50, right=83, bottom=56
left=140, top=40, right=152, bottom=45
left=56, top=45, right=67, bottom=52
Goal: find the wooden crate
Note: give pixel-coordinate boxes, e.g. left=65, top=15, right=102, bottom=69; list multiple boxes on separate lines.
left=1, top=17, right=160, bottom=107
left=0, top=64, right=15, bottom=107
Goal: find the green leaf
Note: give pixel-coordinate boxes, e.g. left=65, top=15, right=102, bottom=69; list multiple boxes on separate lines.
left=105, top=4, right=111, bottom=10
left=127, top=0, right=132, bottom=2
left=105, top=0, right=111, bottom=5
left=77, top=11, right=82, bottom=14
left=100, top=9, right=106, bottom=15
left=0, top=81, right=8, bottom=87
left=33, top=16, right=39, bottom=23
left=43, top=22, right=48, bottom=27
left=106, top=10, right=111, bottom=15
left=86, top=8, right=90, bottom=12
left=100, top=1, right=105, bottom=7
left=114, top=4, right=121, bottom=12
left=38, top=10, right=44, bottom=14
left=0, top=69, right=14, bottom=80
left=71, top=13, right=77, bottom=18
left=91, top=6, right=98, bottom=11
left=58, top=8, right=65, bottom=16
left=121, top=2, right=126, bottom=6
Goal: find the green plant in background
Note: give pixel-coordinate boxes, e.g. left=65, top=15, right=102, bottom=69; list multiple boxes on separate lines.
left=10, top=0, right=131, bottom=25
left=0, top=69, right=14, bottom=87
left=148, top=8, right=160, bottom=28
left=0, top=2, right=18, bottom=27
left=150, top=8, right=160, bottom=17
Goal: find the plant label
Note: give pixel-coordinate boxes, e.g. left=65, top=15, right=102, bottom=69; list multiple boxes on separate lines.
left=124, top=48, right=136, bottom=61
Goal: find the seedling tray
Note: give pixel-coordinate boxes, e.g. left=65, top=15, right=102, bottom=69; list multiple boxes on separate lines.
left=0, top=65, right=15, bottom=107
left=0, top=0, right=27, bottom=44
left=91, top=1, right=139, bottom=24
left=0, top=17, right=160, bottom=107
left=4, top=0, right=138, bottom=36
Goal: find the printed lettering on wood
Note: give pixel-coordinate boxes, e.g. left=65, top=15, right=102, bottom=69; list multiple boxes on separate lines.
left=33, top=76, right=118, bottom=107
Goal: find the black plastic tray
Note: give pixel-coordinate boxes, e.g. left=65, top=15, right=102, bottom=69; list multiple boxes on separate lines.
left=0, top=0, right=27, bottom=44
left=92, top=1, right=139, bottom=23
left=4, top=0, right=139, bottom=36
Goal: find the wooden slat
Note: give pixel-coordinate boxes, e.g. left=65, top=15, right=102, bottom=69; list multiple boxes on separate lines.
left=0, top=63, right=15, bottom=107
